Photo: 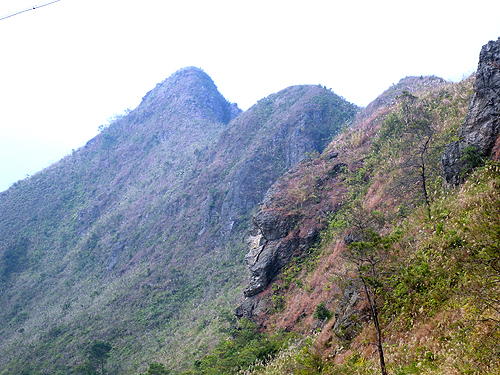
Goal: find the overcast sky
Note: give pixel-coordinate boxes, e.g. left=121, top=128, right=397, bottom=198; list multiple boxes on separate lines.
left=1, top=0, right=500, bottom=192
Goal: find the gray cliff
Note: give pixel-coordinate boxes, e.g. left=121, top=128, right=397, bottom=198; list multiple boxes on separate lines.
left=441, top=37, right=500, bottom=185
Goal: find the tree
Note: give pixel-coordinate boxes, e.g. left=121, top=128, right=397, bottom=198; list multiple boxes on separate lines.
left=377, top=91, right=438, bottom=219
left=398, top=92, right=435, bottom=209
left=88, top=341, right=112, bottom=375
left=100, top=133, right=116, bottom=160
left=140, top=362, right=170, bottom=375
left=342, top=228, right=389, bottom=375
left=1, top=237, right=30, bottom=282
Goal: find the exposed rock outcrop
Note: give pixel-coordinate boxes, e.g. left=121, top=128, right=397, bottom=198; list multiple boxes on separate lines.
left=235, top=151, right=350, bottom=318
left=441, top=37, right=500, bottom=185
left=441, top=141, right=464, bottom=186
left=243, top=210, right=301, bottom=297
left=332, top=284, right=367, bottom=342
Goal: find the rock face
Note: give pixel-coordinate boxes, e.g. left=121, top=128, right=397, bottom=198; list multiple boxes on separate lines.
left=441, top=37, right=500, bottom=185
left=234, top=189, right=324, bottom=319
left=441, top=141, right=464, bottom=186
left=243, top=210, right=301, bottom=297
left=235, top=154, right=350, bottom=318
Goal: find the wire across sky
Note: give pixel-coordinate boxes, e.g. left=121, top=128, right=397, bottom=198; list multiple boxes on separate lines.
left=0, top=0, right=60, bottom=21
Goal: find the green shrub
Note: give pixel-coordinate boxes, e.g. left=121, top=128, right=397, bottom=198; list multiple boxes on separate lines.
left=313, top=302, right=332, bottom=321
left=189, top=318, right=292, bottom=374
left=460, top=144, right=484, bottom=177
left=141, top=362, right=170, bottom=375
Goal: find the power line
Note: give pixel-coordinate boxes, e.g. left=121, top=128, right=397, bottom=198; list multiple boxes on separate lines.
left=0, top=0, right=61, bottom=21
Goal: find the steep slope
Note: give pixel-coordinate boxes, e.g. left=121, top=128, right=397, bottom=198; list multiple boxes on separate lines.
left=235, top=73, right=470, bottom=322
left=360, top=75, right=446, bottom=121
left=201, top=38, right=500, bottom=375
left=190, top=85, right=358, bottom=249
left=0, top=68, right=358, bottom=374
left=0, top=66, right=237, bottom=374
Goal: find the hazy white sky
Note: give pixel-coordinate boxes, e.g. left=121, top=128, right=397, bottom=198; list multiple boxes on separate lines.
left=1, top=0, right=500, bottom=192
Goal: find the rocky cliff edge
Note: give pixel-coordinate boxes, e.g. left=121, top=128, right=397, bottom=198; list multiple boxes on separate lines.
left=441, top=37, right=500, bottom=185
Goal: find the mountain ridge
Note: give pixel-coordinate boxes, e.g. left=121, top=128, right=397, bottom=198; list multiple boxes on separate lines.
left=0, top=66, right=358, bottom=374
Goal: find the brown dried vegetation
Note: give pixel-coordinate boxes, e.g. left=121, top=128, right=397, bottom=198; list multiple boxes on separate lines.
left=239, top=76, right=500, bottom=375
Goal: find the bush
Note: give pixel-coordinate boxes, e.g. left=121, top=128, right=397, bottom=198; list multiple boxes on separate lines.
left=190, top=318, right=292, bottom=374
left=460, top=145, right=484, bottom=177
left=141, top=362, right=170, bottom=375
left=313, top=302, right=332, bottom=321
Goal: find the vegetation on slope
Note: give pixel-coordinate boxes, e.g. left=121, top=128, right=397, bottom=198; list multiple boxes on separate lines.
left=183, top=74, right=500, bottom=374
left=0, top=68, right=357, bottom=374
left=2, top=58, right=496, bottom=375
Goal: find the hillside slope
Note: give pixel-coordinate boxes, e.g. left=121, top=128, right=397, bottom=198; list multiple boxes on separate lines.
left=0, top=68, right=358, bottom=374
left=195, top=38, right=500, bottom=375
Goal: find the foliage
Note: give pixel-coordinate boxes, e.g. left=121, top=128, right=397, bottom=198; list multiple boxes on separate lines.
left=87, top=341, right=112, bottom=375
left=240, top=336, right=326, bottom=375
left=74, top=361, right=99, bottom=375
left=343, top=228, right=391, bottom=375
left=0, top=237, right=30, bottom=282
left=186, top=319, right=293, bottom=375
left=460, top=144, right=485, bottom=177
left=369, top=80, right=472, bottom=210
left=140, top=362, right=171, bottom=375
left=313, top=302, right=332, bottom=321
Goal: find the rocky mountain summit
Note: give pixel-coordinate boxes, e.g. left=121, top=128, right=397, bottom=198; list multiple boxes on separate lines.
left=441, top=37, right=500, bottom=185
left=140, top=66, right=241, bottom=125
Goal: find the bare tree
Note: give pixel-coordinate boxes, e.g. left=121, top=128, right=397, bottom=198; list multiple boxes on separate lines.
left=396, top=91, right=436, bottom=217
left=343, top=228, right=389, bottom=375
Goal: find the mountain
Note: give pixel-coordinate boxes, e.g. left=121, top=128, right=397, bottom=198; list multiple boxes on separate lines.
left=209, top=38, right=500, bottom=375
left=2, top=36, right=500, bottom=375
left=0, top=67, right=358, bottom=374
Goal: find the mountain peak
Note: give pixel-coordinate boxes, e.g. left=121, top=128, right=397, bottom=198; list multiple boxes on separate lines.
left=361, top=75, right=447, bottom=120
left=139, top=67, right=241, bottom=124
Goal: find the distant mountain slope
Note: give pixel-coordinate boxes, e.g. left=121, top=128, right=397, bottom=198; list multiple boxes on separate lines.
left=0, top=67, right=358, bottom=374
